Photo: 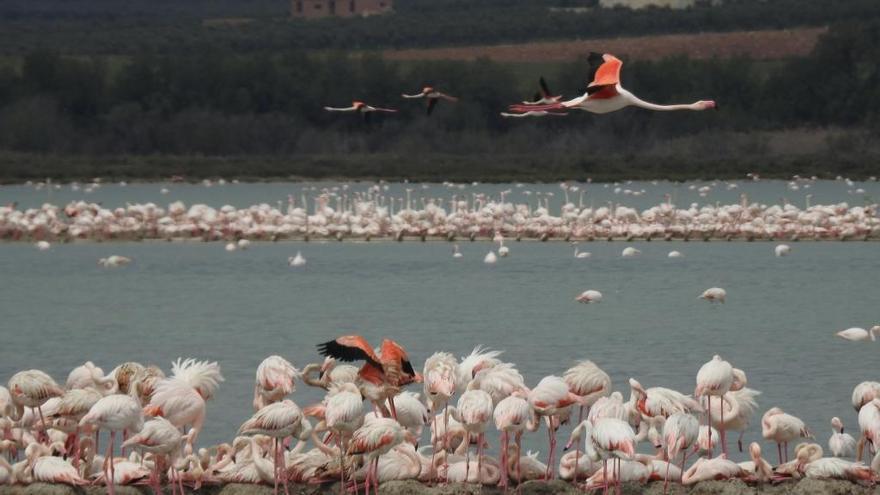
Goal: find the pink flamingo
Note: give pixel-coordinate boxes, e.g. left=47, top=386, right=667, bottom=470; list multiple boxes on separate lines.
left=79, top=394, right=144, bottom=495
left=694, top=355, right=734, bottom=455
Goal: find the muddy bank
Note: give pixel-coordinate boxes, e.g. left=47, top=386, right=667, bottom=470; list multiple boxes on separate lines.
left=3, top=480, right=880, bottom=495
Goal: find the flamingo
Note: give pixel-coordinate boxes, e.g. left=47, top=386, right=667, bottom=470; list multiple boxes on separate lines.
left=35, top=241, right=50, bottom=251
left=79, top=394, right=144, bottom=495
left=322, top=382, right=364, bottom=494
left=347, top=417, right=414, bottom=495
left=238, top=400, right=307, bottom=495
left=699, top=287, right=727, bottom=303
left=492, top=394, right=533, bottom=488
left=500, top=109, right=568, bottom=118
left=668, top=250, right=683, bottom=258
left=563, top=360, right=611, bottom=482
left=761, top=407, right=812, bottom=463
left=121, top=417, right=187, bottom=495
left=452, top=244, right=463, bottom=258
left=8, top=370, right=64, bottom=443
left=737, top=442, right=774, bottom=483
left=836, top=326, right=880, bottom=342
left=796, top=444, right=874, bottom=481
left=317, top=336, right=422, bottom=419
left=508, top=53, right=716, bottom=116
left=573, top=244, right=591, bottom=258
left=828, top=417, right=856, bottom=458
left=775, top=244, right=791, bottom=257
left=566, top=418, right=636, bottom=494
left=701, top=386, right=761, bottom=452
left=455, top=389, right=493, bottom=482
left=575, top=290, right=603, bottom=304
left=27, top=444, right=89, bottom=485
left=694, top=354, right=734, bottom=455
left=422, top=351, right=457, bottom=473
left=660, top=412, right=699, bottom=486
left=521, top=77, right=562, bottom=106
left=143, top=358, right=224, bottom=451
left=851, top=381, right=880, bottom=412
left=621, top=247, right=640, bottom=257
left=324, top=101, right=397, bottom=123
left=253, top=355, right=299, bottom=411
left=48, top=387, right=103, bottom=469
left=528, top=375, right=581, bottom=479
left=98, top=255, right=132, bottom=267
left=401, top=86, right=458, bottom=115
left=857, top=398, right=880, bottom=463
left=288, top=251, right=306, bottom=267
left=681, top=454, right=742, bottom=484
left=301, top=357, right=359, bottom=390
left=483, top=251, right=497, bottom=264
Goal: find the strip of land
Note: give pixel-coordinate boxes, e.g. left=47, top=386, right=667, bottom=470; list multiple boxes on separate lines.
left=384, top=27, right=827, bottom=62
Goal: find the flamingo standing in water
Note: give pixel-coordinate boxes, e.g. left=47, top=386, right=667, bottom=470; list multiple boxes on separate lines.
left=324, top=101, right=397, bottom=123
left=401, top=86, right=458, bottom=115
left=507, top=53, right=716, bottom=116
left=317, top=336, right=422, bottom=419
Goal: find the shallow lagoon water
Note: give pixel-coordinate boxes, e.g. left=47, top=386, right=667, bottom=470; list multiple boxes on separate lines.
left=1, top=238, right=877, bottom=459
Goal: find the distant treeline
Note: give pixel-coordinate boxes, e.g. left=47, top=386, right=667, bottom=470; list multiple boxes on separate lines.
left=0, top=21, right=878, bottom=181
left=0, top=0, right=878, bottom=54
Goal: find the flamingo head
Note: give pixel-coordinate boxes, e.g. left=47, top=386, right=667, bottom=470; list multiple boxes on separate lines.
left=696, top=100, right=717, bottom=111
left=423, top=86, right=433, bottom=94
left=831, top=416, right=843, bottom=433
left=353, top=101, right=366, bottom=109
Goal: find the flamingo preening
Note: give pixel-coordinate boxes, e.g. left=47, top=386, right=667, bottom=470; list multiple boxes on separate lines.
left=507, top=53, right=717, bottom=116
left=401, top=86, right=458, bottom=115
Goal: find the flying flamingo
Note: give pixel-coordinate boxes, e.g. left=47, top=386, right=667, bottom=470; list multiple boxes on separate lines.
left=401, top=86, right=458, bottom=115
left=317, top=336, right=422, bottom=419
left=507, top=53, right=716, bottom=116
left=8, top=370, right=64, bottom=443
left=694, top=355, right=734, bottom=455
left=347, top=417, right=414, bottom=495
left=253, top=355, right=299, bottom=411
left=324, top=101, right=397, bottom=123
left=501, top=77, right=567, bottom=118
left=79, top=394, right=144, bottom=495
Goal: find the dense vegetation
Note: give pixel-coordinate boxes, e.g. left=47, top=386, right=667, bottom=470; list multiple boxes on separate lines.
left=0, top=17, right=878, bottom=181
left=0, top=0, right=878, bottom=54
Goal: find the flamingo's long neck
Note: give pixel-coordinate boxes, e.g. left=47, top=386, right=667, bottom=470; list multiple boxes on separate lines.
left=624, top=93, right=701, bottom=111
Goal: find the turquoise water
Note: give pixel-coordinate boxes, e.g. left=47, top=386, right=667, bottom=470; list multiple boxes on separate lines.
left=1, top=239, right=877, bottom=458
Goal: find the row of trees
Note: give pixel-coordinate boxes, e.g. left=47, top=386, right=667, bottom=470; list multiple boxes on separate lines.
left=1, top=0, right=878, bottom=54
left=0, top=21, right=877, bottom=156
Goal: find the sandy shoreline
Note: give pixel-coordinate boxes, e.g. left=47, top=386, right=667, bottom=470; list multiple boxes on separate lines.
left=2, top=479, right=880, bottom=494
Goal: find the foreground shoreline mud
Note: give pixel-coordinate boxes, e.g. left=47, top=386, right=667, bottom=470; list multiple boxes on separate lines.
left=4, top=480, right=880, bottom=495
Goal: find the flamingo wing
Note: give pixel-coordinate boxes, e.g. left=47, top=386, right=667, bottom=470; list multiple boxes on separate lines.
left=539, top=77, right=552, bottom=98
left=585, top=52, right=622, bottom=98
left=318, top=336, right=381, bottom=368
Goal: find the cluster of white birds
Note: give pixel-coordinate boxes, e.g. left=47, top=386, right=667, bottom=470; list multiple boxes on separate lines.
left=3, top=349, right=880, bottom=494
left=4, top=188, right=878, bottom=243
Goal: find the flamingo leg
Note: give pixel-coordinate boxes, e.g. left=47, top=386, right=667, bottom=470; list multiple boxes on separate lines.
left=37, top=406, right=49, bottom=444
left=574, top=405, right=583, bottom=484
left=738, top=430, right=745, bottom=453
left=443, top=406, right=450, bottom=483
left=720, top=402, right=726, bottom=456
left=680, top=450, right=687, bottom=484
left=273, top=437, right=279, bottom=495
left=602, top=460, right=607, bottom=495
left=373, top=457, right=379, bottom=495
left=477, top=432, right=484, bottom=484
left=515, top=431, right=523, bottom=487
left=464, top=432, right=471, bottom=482
left=707, top=396, right=712, bottom=457
left=338, top=435, right=346, bottom=495
left=783, top=441, right=788, bottom=463
left=389, top=397, right=398, bottom=420
left=498, top=430, right=508, bottom=490
left=122, top=429, right=127, bottom=458
left=108, top=430, right=116, bottom=495
left=777, top=443, right=782, bottom=465
left=664, top=455, right=671, bottom=493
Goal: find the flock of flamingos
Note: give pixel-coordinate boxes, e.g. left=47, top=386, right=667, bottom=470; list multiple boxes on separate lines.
left=3, top=342, right=880, bottom=494
left=3, top=176, right=878, bottom=247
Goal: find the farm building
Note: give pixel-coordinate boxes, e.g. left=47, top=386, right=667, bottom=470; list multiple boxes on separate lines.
left=599, top=0, right=721, bottom=8
left=291, top=0, right=393, bottom=18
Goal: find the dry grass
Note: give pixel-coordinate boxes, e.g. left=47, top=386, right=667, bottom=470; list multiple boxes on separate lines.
left=384, top=27, right=827, bottom=63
